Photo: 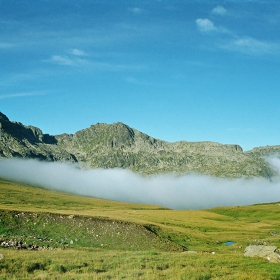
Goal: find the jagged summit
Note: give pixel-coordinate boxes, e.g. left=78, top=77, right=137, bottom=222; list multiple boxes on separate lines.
left=0, top=112, right=76, bottom=162
left=0, top=111, right=278, bottom=178
left=0, top=112, right=9, bottom=122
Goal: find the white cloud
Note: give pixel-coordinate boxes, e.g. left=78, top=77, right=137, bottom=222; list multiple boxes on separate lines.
left=49, top=54, right=89, bottom=67
left=71, top=48, right=86, bottom=56
left=211, top=5, right=227, bottom=16
left=0, top=91, right=45, bottom=100
left=221, top=37, right=279, bottom=55
left=50, top=55, right=74, bottom=66
left=196, top=18, right=231, bottom=34
left=0, top=158, right=280, bottom=210
left=195, top=15, right=279, bottom=56
left=196, top=18, right=217, bottom=32
left=128, top=7, right=144, bottom=14
left=48, top=52, right=144, bottom=72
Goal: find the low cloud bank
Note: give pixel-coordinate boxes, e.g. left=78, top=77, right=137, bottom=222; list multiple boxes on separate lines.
left=0, top=158, right=280, bottom=209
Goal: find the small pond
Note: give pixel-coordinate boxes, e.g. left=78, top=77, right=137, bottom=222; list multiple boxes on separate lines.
left=225, top=241, right=235, bottom=246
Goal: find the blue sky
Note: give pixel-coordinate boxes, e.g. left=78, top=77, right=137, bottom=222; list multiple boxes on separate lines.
left=1, top=0, right=280, bottom=151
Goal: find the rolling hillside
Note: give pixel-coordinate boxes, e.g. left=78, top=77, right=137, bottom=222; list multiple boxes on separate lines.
left=1, top=179, right=280, bottom=279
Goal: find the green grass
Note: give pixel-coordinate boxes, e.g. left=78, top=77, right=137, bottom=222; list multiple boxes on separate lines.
left=0, top=179, right=167, bottom=212
left=0, top=210, right=181, bottom=252
left=1, top=248, right=280, bottom=279
left=1, top=178, right=280, bottom=279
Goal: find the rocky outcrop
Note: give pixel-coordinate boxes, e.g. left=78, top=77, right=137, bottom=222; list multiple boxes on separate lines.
left=53, top=122, right=275, bottom=177
left=0, top=210, right=182, bottom=252
left=244, top=245, right=280, bottom=263
left=0, top=112, right=77, bottom=162
left=0, top=111, right=277, bottom=178
left=246, top=146, right=280, bottom=158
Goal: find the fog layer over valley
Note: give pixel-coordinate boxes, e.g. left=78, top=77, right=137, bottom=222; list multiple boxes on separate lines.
left=1, top=158, right=280, bottom=209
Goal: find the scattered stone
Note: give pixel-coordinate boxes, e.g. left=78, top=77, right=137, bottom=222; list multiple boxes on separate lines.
left=182, top=250, right=197, bottom=254
left=0, top=253, right=4, bottom=259
left=244, top=245, right=280, bottom=263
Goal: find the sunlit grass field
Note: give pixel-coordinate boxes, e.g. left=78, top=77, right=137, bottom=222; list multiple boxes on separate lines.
left=1, top=178, right=280, bottom=279
left=2, top=248, right=280, bottom=280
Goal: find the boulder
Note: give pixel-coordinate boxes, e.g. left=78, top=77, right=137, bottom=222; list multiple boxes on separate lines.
left=244, top=245, right=280, bottom=263
left=0, top=253, right=4, bottom=260
left=182, top=250, right=197, bottom=254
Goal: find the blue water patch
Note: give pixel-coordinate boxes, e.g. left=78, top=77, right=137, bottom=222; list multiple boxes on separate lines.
left=225, top=241, right=235, bottom=246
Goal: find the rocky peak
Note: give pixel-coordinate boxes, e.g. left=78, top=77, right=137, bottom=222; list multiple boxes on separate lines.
left=0, top=112, right=9, bottom=122
left=0, top=113, right=57, bottom=145
left=72, top=122, right=138, bottom=148
left=0, top=111, right=277, bottom=178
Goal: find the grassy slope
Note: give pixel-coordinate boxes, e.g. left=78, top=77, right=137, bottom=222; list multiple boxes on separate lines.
left=1, top=179, right=280, bottom=279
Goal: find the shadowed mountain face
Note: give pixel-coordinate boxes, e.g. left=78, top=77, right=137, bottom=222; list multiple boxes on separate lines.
left=0, top=112, right=77, bottom=162
left=0, top=111, right=278, bottom=178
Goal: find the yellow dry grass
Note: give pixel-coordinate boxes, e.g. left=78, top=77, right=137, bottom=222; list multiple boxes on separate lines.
left=1, top=178, right=280, bottom=279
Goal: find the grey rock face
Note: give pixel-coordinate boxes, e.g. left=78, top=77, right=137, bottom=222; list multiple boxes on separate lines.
left=0, top=112, right=77, bottom=162
left=0, top=111, right=277, bottom=178
left=244, top=245, right=280, bottom=263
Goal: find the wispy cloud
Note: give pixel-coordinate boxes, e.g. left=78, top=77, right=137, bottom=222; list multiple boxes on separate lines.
left=0, top=42, right=16, bottom=49
left=196, top=18, right=217, bottom=32
left=0, top=91, right=46, bottom=100
left=50, top=55, right=74, bottom=66
left=221, top=37, right=280, bottom=55
left=123, top=76, right=155, bottom=86
left=196, top=18, right=231, bottom=34
left=49, top=54, right=89, bottom=67
left=92, top=61, right=145, bottom=72
left=128, top=7, right=144, bottom=15
left=123, top=76, right=162, bottom=87
left=47, top=49, right=145, bottom=72
left=211, top=5, right=227, bottom=16
left=0, top=69, right=55, bottom=88
left=70, top=48, right=86, bottom=56
left=196, top=8, right=279, bottom=56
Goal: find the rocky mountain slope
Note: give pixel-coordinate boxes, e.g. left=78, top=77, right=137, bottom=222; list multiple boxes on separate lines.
left=0, top=111, right=279, bottom=178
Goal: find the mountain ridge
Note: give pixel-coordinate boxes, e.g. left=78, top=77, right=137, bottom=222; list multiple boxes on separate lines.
left=0, top=111, right=278, bottom=178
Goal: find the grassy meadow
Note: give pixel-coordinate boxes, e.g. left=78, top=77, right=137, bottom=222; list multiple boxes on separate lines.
left=1, top=179, right=280, bottom=279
